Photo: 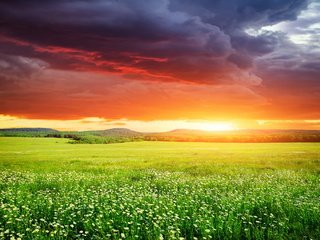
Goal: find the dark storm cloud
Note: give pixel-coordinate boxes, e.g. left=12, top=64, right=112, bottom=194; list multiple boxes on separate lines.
left=0, top=0, right=315, bottom=79
left=169, top=0, right=310, bottom=65
left=0, top=53, right=47, bottom=78
left=0, top=0, right=243, bottom=84
left=0, top=0, right=319, bottom=120
left=0, top=53, right=48, bottom=92
left=0, top=0, right=307, bottom=84
left=169, top=0, right=310, bottom=29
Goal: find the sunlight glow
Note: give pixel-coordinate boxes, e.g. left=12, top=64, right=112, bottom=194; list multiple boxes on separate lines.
left=193, top=122, right=235, bottom=132
left=1, top=115, right=319, bottom=132
left=0, top=115, right=237, bottom=132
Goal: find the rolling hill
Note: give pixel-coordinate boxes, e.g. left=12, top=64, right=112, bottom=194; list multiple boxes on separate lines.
left=1, top=127, right=320, bottom=142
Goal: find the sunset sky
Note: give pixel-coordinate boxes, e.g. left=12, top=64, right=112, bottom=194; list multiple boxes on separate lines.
left=0, top=0, right=319, bottom=131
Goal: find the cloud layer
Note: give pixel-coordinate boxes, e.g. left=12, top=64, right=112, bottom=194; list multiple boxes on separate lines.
left=0, top=0, right=319, bottom=120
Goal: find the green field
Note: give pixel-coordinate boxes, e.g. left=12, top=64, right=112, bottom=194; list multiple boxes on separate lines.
left=0, top=138, right=319, bottom=239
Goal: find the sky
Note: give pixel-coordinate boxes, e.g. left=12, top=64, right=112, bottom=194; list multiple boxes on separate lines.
left=0, top=0, right=319, bottom=131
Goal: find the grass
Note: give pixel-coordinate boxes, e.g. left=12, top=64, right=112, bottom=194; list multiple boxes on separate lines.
left=0, top=137, right=319, bottom=239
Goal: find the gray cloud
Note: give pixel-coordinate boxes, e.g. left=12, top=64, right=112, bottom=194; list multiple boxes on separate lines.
left=1, top=0, right=309, bottom=85
left=0, top=0, right=319, bottom=120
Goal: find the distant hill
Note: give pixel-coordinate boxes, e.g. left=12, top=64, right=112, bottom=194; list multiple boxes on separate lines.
left=166, top=129, right=229, bottom=135
left=0, top=128, right=58, bottom=132
left=87, top=128, right=143, bottom=137
left=1, top=127, right=320, bottom=142
left=160, top=129, right=320, bottom=136
left=101, top=128, right=143, bottom=136
left=144, top=129, right=320, bottom=142
left=0, top=128, right=59, bottom=137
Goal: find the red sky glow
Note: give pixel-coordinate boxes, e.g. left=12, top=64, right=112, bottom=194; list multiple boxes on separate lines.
left=0, top=0, right=319, bottom=131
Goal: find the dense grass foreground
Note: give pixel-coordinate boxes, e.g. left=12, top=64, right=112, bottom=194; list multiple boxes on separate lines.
left=0, top=138, right=319, bottom=239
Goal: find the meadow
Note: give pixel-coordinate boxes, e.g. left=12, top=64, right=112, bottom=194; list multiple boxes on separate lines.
left=0, top=137, right=319, bottom=239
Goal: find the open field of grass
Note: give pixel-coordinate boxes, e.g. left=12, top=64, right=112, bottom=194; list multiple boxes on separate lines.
left=0, top=137, right=319, bottom=239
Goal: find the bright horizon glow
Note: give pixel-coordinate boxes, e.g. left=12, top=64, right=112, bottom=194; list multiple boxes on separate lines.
left=0, top=1, right=319, bottom=130
left=0, top=115, right=320, bottom=132
left=191, top=122, right=235, bottom=131
left=0, top=115, right=236, bottom=132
